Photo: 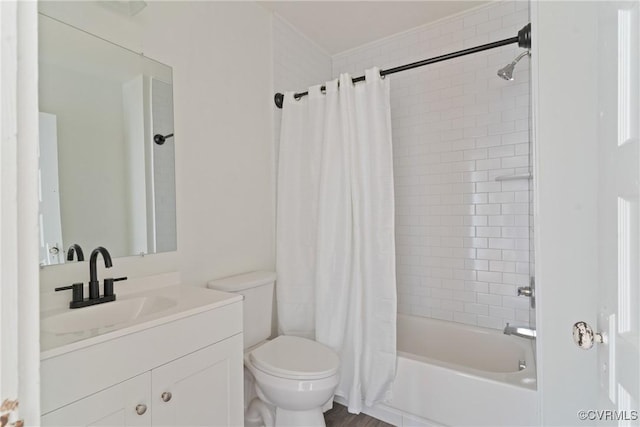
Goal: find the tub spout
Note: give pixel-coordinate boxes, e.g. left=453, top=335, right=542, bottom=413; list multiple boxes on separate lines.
left=503, top=323, right=536, bottom=339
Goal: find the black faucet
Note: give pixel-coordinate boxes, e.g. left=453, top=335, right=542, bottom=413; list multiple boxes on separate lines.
left=66, top=243, right=85, bottom=262
left=89, top=246, right=112, bottom=299
left=55, top=246, right=127, bottom=309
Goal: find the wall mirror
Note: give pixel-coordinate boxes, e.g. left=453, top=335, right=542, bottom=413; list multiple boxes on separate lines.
left=38, top=14, right=177, bottom=266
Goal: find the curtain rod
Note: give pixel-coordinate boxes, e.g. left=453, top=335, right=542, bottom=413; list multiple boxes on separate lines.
left=274, top=23, right=531, bottom=109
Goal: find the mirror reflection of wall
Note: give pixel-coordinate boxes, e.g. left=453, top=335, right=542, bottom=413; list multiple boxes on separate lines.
left=151, top=79, right=177, bottom=254
left=38, top=14, right=177, bottom=266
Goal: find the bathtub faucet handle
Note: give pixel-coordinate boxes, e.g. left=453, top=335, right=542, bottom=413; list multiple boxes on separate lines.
left=517, top=277, right=536, bottom=310
left=517, top=286, right=533, bottom=297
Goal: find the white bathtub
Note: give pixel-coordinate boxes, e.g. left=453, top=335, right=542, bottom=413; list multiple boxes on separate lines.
left=339, top=314, right=538, bottom=426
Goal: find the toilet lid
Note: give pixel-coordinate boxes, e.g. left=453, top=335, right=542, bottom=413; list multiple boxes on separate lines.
left=250, top=335, right=339, bottom=380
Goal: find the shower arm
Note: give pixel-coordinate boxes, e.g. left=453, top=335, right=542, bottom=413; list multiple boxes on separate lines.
left=274, top=23, right=531, bottom=108
left=509, top=50, right=531, bottom=66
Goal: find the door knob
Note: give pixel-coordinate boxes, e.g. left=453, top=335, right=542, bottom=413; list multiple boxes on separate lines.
left=573, top=321, right=605, bottom=350
left=135, top=404, right=147, bottom=415
left=161, top=391, right=172, bottom=402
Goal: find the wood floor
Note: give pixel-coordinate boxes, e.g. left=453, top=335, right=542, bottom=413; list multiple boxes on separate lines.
left=324, top=404, right=394, bottom=427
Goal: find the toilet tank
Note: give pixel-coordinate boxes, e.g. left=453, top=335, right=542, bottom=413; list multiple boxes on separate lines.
left=207, top=271, right=276, bottom=349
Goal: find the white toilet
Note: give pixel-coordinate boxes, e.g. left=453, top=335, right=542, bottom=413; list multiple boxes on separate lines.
left=208, top=271, right=340, bottom=427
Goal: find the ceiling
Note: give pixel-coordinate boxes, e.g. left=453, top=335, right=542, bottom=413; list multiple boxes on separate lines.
left=261, top=1, right=490, bottom=55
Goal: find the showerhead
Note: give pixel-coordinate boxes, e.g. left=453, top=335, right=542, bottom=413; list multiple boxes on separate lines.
left=497, top=63, right=516, bottom=81
left=498, top=62, right=516, bottom=80
left=497, top=51, right=530, bottom=81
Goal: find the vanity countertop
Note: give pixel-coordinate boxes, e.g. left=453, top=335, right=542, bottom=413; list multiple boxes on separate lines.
left=41, top=283, right=242, bottom=359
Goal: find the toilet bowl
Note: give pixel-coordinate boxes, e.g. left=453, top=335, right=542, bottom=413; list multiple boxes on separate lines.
left=245, top=336, right=339, bottom=426
left=207, top=272, right=340, bottom=427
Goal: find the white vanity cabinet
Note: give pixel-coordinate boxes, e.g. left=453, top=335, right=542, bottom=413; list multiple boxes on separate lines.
left=41, top=373, right=151, bottom=426
left=41, top=286, right=243, bottom=427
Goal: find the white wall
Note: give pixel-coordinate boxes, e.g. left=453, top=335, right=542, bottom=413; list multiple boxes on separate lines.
left=332, top=1, right=531, bottom=330
left=272, top=14, right=332, bottom=156
left=39, top=1, right=275, bottom=291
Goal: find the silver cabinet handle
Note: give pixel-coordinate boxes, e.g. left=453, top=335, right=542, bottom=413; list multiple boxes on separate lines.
left=573, top=321, right=604, bottom=350
left=161, top=391, right=172, bottom=402
left=135, top=404, right=147, bottom=415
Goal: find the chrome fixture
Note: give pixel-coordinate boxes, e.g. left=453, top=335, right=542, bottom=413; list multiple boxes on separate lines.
left=517, top=286, right=533, bottom=297
left=497, top=51, right=530, bottom=81
left=503, top=323, right=536, bottom=340
left=517, top=277, right=536, bottom=309
left=518, top=360, right=527, bottom=371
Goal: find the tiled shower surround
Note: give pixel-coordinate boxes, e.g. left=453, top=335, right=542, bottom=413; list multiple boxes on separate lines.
left=274, top=1, right=532, bottom=330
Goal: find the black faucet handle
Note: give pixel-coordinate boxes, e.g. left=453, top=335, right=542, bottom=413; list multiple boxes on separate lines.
left=55, top=283, right=84, bottom=304
left=104, top=276, right=127, bottom=297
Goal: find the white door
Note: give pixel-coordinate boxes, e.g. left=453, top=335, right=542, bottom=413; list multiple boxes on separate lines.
left=534, top=1, right=640, bottom=425
left=41, top=373, right=151, bottom=427
left=596, top=0, right=640, bottom=419
left=151, top=335, right=244, bottom=427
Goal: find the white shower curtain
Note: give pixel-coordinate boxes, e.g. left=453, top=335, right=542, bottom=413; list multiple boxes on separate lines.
left=276, top=68, right=397, bottom=412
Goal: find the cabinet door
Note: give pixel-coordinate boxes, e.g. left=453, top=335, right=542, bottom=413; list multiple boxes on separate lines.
left=151, top=334, right=243, bottom=427
left=42, top=372, right=151, bottom=427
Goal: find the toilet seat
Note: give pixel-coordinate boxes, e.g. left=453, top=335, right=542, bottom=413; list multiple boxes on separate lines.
left=250, top=335, right=339, bottom=380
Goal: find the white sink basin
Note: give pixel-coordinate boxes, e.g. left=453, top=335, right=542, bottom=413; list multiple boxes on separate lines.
left=42, top=296, right=176, bottom=335
left=40, top=280, right=244, bottom=358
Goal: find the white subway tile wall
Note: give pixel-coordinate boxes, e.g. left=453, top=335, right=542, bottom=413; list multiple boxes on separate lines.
left=332, top=1, right=531, bottom=330
left=272, top=1, right=532, bottom=330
